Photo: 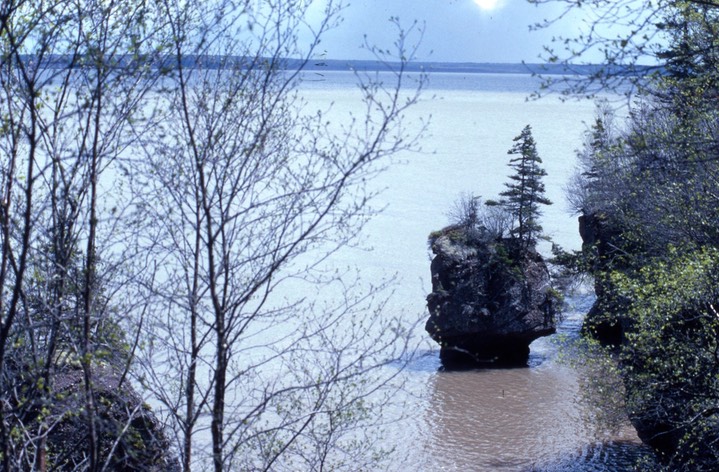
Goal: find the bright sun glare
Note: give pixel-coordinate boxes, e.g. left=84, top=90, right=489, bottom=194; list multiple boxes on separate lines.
left=473, top=0, right=501, bottom=10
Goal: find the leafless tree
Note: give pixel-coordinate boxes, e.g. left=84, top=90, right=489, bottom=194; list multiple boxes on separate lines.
left=129, top=1, right=426, bottom=471
left=1, top=0, right=425, bottom=469
left=0, top=0, right=169, bottom=469
left=529, top=0, right=719, bottom=98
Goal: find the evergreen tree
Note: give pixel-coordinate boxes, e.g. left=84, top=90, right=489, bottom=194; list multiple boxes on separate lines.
left=495, top=125, right=552, bottom=250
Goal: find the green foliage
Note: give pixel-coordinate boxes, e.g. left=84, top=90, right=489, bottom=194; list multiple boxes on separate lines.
left=611, top=247, right=719, bottom=469
left=571, top=77, right=719, bottom=463
left=552, top=4, right=719, bottom=467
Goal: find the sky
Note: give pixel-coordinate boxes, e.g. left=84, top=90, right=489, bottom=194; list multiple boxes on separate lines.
left=305, top=0, right=585, bottom=64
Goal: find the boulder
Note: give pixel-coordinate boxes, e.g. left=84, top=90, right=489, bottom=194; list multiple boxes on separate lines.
left=425, top=227, right=558, bottom=367
left=38, top=362, right=181, bottom=471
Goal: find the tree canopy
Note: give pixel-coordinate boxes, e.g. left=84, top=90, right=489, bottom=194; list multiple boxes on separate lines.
left=555, top=1, right=719, bottom=468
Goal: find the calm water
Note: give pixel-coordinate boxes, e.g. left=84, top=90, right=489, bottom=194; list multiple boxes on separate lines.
left=298, top=71, right=652, bottom=471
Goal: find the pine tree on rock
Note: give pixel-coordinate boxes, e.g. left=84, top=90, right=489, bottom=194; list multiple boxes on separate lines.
left=495, top=125, right=552, bottom=252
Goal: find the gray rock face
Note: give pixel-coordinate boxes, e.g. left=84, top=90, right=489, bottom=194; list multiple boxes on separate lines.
left=425, top=229, right=557, bottom=366
left=578, top=211, right=630, bottom=345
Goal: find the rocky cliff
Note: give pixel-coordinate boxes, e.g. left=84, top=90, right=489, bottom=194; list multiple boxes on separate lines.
left=579, top=211, right=645, bottom=345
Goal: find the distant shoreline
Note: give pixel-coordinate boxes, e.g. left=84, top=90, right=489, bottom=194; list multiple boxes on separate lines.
left=295, top=59, right=650, bottom=76
left=20, top=54, right=649, bottom=76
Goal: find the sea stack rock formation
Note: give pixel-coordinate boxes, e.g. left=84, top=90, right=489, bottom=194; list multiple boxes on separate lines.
left=425, top=226, right=558, bottom=366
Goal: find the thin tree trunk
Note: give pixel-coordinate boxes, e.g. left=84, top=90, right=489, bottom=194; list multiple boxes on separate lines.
left=183, top=207, right=203, bottom=472
left=82, top=67, right=105, bottom=471
left=0, top=79, right=38, bottom=470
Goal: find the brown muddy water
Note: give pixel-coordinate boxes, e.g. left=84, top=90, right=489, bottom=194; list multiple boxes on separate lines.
left=393, top=299, right=655, bottom=471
